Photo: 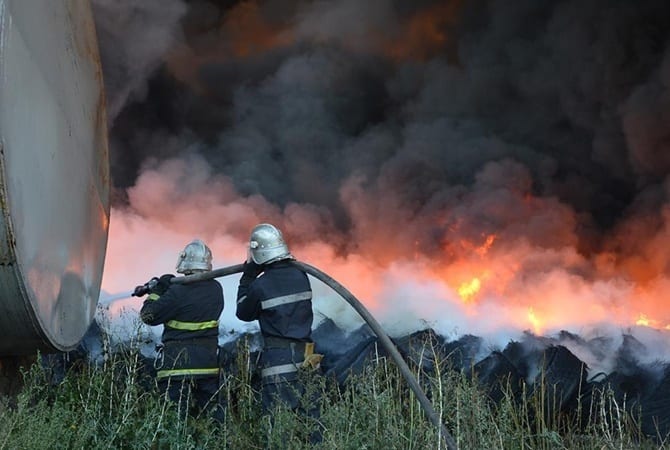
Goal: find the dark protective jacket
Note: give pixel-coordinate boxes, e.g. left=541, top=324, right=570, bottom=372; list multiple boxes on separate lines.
left=236, top=260, right=313, bottom=342
left=140, top=279, right=223, bottom=380
left=237, top=260, right=321, bottom=423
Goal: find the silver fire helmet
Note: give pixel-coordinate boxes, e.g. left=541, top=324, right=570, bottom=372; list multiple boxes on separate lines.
left=176, top=239, right=213, bottom=274
left=249, top=223, right=293, bottom=265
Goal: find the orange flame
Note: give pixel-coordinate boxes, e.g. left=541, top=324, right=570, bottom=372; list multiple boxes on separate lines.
left=444, top=234, right=499, bottom=303
left=457, top=277, right=481, bottom=302
left=475, top=234, right=496, bottom=256
left=527, top=307, right=544, bottom=335
left=636, top=314, right=651, bottom=327
left=635, top=313, right=670, bottom=329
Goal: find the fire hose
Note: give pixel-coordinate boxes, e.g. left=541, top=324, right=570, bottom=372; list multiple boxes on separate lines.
left=168, top=260, right=458, bottom=449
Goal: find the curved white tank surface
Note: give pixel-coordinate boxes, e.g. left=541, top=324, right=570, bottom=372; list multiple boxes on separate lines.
left=0, top=0, right=109, bottom=354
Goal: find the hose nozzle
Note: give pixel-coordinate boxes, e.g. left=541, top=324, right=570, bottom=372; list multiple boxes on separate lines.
left=132, top=277, right=159, bottom=297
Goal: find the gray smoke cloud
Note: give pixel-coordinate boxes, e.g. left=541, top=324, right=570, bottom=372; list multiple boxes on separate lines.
left=91, top=0, right=187, bottom=121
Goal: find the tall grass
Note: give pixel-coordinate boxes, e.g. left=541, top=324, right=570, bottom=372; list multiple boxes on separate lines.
left=0, top=334, right=666, bottom=449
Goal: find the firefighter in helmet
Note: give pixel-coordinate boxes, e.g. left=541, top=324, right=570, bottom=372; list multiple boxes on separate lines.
left=138, top=239, right=224, bottom=422
left=236, top=224, right=323, bottom=439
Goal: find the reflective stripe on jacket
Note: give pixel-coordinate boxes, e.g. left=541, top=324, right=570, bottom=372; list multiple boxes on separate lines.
left=166, top=319, right=219, bottom=331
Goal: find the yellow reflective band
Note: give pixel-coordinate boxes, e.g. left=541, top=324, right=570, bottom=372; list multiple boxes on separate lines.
left=148, top=293, right=160, bottom=301
left=156, top=368, right=220, bottom=379
left=165, top=319, right=219, bottom=331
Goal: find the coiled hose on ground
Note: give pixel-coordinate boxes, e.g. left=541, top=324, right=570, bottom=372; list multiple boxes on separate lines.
left=172, top=260, right=457, bottom=450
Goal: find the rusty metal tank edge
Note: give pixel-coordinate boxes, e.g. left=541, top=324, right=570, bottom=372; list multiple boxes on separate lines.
left=0, top=0, right=110, bottom=355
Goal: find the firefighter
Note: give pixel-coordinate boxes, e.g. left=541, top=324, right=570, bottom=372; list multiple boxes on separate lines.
left=236, top=223, right=323, bottom=440
left=138, top=239, right=224, bottom=422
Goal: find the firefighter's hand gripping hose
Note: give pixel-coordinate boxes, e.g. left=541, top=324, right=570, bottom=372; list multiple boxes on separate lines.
left=171, top=260, right=458, bottom=450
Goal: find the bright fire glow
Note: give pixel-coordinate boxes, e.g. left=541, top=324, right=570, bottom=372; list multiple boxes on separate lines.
left=635, top=313, right=670, bottom=330
left=637, top=314, right=651, bottom=327
left=527, top=307, right=543, bottom=335
left=98, top=157, right=670, bottom=348
left=476, top=235, right=496, bottom=256
left=457, top=277, right=481, bottom=302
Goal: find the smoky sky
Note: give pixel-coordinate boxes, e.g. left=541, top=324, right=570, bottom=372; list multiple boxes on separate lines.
left=91, top=0, right=670, bottom=265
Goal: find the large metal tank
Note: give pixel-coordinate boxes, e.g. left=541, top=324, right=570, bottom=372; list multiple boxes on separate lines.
left=0, top=1, right=109, bottom=355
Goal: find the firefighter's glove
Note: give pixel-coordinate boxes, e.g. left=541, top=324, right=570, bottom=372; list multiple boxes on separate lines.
left=132, top=284, right=147, bottom=297
left=133, top=277, right=159, bottom=297
left=302, top=353, right=324, bottom=371
left=150, top=274, right=175, bottom=295
left=239, top=260, right=263, bottom=286
left=301, top=342, right=323, bottom=371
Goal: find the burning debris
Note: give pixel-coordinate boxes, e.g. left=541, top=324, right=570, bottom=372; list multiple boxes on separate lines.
left=48, top=313, right=670, bottom=442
